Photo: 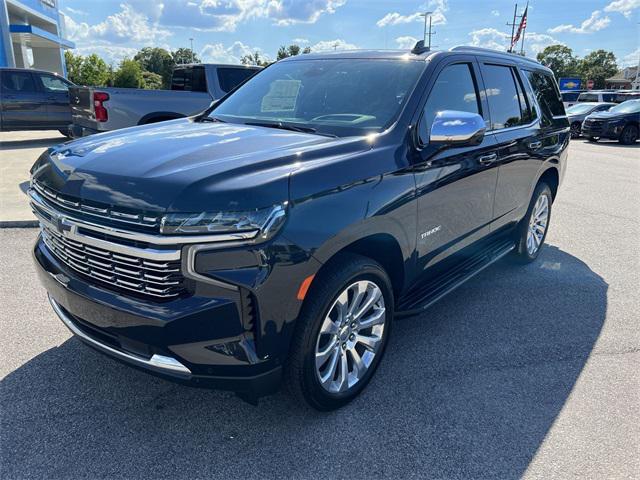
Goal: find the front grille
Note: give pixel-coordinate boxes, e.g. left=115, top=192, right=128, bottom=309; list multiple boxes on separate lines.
left=41, top=223, right=186, bottom=299
left=32, top=181, right=160, bottom=230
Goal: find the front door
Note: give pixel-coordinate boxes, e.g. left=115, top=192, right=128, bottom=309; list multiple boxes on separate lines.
left=412, top=58, right=500, bottom=272
left=0, top=70, right=48, bottom=129
left=35, top=72, right=73, bottom=128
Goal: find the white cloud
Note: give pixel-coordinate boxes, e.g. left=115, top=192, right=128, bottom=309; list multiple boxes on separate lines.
left=604, top=0, right=640, bottom=18
left=200, top=41, right=267, bottom=64
left=73, top=45, right=139, bottom=65
left=467, top=28, right=560, bottom=55
left=311, top=39, right=358, bottom=52
left=621, top=48, right=640, bottom=67
left=66, top=3, right=171, bottom=44
left=395, top=36, right=419, bottom=49
left=376, top=0, right=448, bottom=27
left=64, top=6, right=87, bottom=16
left=491, top=10, right=500, bottom=16
left=548, top=10, right=611, bottom=34
left=293, top=38, right=310, bottom=44
left=125, top=0, right=347, bottom=32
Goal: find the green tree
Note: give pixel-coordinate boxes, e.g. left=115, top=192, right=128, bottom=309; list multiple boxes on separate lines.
left=172, top=48, right=200, bottom=65
left=536, top=45, right=580, bottom=79
left=276, top=44, right=307, bottom=61
left=64, top=52, right=110, bottom=86
left=241, top=51, right=270, bottom=66
left=578, top=50, right=618, bottom=89
left=134, top=47, right=174, bottom=88
left=142, top=71, right=163, bottom=90
left=113, top=59, right=144, bottom=88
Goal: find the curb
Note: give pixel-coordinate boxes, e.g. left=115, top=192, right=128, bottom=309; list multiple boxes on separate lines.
left=0, top=220, right=39, bottom=228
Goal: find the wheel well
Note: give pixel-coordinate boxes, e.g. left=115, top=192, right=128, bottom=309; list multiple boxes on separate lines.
left=139, top=113, right=184, bottom=125
left=327, top=234, right=405, bottom=298
left=539, top=167, right=559, bottom=200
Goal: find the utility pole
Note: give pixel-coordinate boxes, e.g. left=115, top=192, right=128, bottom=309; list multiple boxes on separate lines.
left=507, top=3, right=518, bottom=53
left=189, top=38, right=194, bottom=62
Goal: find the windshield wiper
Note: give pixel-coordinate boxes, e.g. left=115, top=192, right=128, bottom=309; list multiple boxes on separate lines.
left=200, top=116, right=226, bottom=123
left=245, top=121, right=337, bottom=138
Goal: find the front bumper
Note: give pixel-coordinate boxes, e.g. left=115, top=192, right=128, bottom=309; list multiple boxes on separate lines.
left=34, top=236, right=283, bottom=397
left=581, top=121, right=624, bottom=139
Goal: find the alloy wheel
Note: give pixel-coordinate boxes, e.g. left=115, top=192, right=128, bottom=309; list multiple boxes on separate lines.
left=527, top=194, right=549, bottom=255
left=314, top=280, right=386, bottom=393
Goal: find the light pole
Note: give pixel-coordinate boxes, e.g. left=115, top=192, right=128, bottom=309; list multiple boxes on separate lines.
left=189, top=38, right=194, bottom=62
left=419, top=11, right=433, bottom=45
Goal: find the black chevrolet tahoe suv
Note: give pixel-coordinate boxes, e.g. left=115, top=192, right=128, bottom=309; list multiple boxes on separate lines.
left=30, top=45, right=569, bottom=410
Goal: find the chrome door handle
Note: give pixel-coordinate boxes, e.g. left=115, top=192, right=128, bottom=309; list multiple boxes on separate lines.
left=478, top=153, right=497, bottom=165
left=529, top=141, right=542, bottom=150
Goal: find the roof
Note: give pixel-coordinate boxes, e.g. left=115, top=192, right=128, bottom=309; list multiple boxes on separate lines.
left=606, top=66, right=638, bottom=82
left=0, top=67, right=65, bottom=76
left=281, top=46, right=547, bottom=70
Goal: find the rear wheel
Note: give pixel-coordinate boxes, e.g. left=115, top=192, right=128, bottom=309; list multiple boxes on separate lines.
left=511, top=182, right=552, bottom=264
left=58, top=128, right=72, bottom=138
left=619, top=124, right=638, bottom=145
left=285, top=253, right=393, bottom=411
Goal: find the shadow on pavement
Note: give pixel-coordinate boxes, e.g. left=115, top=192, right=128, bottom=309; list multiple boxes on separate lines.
left=0, top=245, right=607, bottom=479
left=0, top=137, right=65, bottom=150
left=574, top=139, right=639, bottom=148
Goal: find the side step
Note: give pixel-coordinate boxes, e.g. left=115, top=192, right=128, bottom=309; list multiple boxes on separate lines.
left=396, top=239, right=515, bottom=317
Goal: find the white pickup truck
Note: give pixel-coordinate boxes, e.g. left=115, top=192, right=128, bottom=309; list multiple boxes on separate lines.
left=68, top=64, right=260, bottom=137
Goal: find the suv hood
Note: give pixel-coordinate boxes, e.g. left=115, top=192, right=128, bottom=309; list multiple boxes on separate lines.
left=31, top=118, right=347, bottom=213
left=586, top=111, right=634, bottom=121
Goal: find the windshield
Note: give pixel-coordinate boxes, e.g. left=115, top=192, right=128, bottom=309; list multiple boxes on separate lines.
left=610, top=100, right=640, bottom=114
left=566, top=103, right=599, bottom=115
left=209, top=59, right=425, bottom=137
left=578, top=93, right=598, bottom=102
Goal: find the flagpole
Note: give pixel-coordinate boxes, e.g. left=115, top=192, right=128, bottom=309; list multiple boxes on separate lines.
left=520, top=1, right=528, bottom=55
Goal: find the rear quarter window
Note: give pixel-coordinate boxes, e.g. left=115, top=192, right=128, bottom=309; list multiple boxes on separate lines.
left=524, top=70, right=565, bottom=126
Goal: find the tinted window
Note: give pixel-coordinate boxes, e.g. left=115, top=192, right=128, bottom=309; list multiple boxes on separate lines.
left=419, top=63, right=481, bottom=141
left=38, top=74, right=71, bottom=92
left=578, top=93, right=598, bottom=102
left=602, top=93, right=616, bottom=102
left=482, top=64, right=527, bottom=130
left=211, top=59, right=425, bottom=137
left=1, top=71, right=36, bottom=93
left=524, top=70, right=565, bottom=126
left=561, top=91, right=580, bottom=102
left=217, top=68, right=258, bottom=93
left=171, top=67, right=207, bottom=92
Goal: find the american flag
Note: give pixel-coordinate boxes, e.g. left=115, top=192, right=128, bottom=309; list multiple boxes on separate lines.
left=511, top=5, right=528, bottom=49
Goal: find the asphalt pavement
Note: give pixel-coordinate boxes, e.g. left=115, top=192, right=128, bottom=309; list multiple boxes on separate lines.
left=0, top=138, right=638, bottom=479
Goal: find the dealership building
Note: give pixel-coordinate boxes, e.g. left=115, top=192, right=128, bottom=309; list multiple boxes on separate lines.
left=0, top=0, right=74, bottom=75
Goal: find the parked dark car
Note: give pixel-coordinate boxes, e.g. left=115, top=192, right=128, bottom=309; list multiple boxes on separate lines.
left=582, top=99, right=640, bottom=144
left=0, top=68, right=74, bottom=136
left=30, top=45, right=569, bottom=410
left=566, top=102, right=615, bottom=138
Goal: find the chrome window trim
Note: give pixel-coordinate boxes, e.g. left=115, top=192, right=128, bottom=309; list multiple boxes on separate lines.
left=485, top=117, right=541, bottom=135
left=49, top=295, right=192, bottom=376
left=29, top=188, right=259, bottom=246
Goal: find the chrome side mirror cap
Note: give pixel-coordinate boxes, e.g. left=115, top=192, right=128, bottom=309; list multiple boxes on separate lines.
left=429, top=110, right=486, bottom=147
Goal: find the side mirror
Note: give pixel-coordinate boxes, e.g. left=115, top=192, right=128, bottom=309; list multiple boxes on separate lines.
left=429, top=110, right=486, bottom=147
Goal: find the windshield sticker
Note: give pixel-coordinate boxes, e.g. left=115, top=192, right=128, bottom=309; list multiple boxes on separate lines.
left=261, top=80, right=301, bottom=112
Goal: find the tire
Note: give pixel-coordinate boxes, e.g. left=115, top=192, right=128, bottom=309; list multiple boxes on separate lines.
left=58, top=128, right=72, bottom=138
left=511, top=182, right=553, bottom=264
left=586, top=136, right=598, bottom=142
left=570, top=122, right=581, bottom=139
left=619, top=124, right=638, bottom=145
left=285, top=253, right=394, bottom=411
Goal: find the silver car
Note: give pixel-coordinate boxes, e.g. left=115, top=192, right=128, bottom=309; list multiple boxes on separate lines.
left=566, top=102, right=615, bottom=138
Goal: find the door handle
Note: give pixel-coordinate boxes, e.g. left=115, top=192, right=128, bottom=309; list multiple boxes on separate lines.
left=529, top=141, right=543, bottom=150
left=478, top=153, right=498, bottom=165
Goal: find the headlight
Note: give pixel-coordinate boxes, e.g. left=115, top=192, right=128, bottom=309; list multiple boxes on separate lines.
left=160, top=203, right=287, bottom=239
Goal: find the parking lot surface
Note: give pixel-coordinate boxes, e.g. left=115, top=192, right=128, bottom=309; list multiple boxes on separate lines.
left=1, top=137, right=638, bottom=479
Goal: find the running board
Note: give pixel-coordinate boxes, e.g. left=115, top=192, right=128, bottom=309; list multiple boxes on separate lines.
left=396, top=239, right=515, bottom=317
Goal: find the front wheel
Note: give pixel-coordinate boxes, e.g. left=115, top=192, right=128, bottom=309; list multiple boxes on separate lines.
left=511, top=182, right=552, bottom=264
left=285, top=253, right=394, bottom=411
left=619, top=124, right=638, bottom=145
left=570, top=122, right=581, bottom=138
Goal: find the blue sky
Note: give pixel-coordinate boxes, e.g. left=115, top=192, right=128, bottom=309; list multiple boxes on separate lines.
left=61, top=0, right=639, bottom=68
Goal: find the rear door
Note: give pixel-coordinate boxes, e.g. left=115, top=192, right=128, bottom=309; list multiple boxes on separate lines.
left=0, top=70, right=48, bottom=129
left=413, top=57, right=500, bottom=271
left=35, top=72, right=73, bottom=128
left=478, top=61, right=543, bottom=231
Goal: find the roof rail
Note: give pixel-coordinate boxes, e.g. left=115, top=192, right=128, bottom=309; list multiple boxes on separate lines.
left=449, top=45, right=542, bottom=66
